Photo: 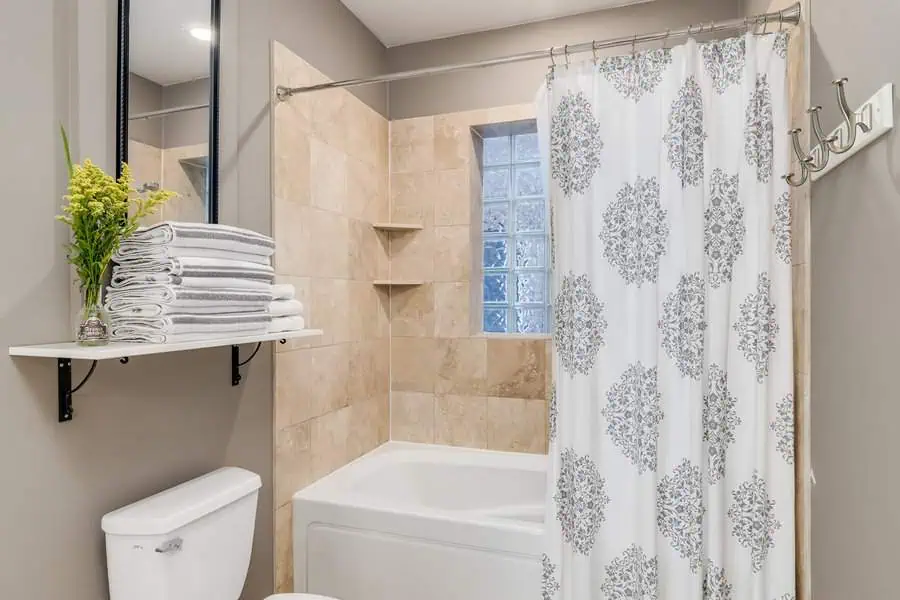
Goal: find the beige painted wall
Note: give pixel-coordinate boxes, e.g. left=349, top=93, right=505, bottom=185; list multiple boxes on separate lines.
left=808, top=1, right=900, bottom=599
left=385, top=0, right=742, bottom=118
left=0, top=0, right=388, bottom=599
left=270, top=41, right=391, bottom=594
left=388, top=106, right=551, bottom=452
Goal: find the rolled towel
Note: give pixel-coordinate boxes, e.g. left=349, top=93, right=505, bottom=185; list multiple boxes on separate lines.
left=271, top=284, right=295, bottom=300
left=268, top=315, right=305, bottom=334
left=268, top=299, right=304, bottom=318
left=118, top=221, right=275, bottom=258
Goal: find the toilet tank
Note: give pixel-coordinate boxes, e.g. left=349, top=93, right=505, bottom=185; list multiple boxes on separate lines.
left=102, top=467, right=262, bottom=600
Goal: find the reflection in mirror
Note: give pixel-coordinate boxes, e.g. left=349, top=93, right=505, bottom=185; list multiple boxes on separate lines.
left=121, top=0, right=219, bottom=223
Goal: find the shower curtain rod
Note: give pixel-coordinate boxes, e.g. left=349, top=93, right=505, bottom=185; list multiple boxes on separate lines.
left=275, top=2, right=800, bottom=100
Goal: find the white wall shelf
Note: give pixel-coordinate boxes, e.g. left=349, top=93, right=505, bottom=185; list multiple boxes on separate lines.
left=372, top=223, right=424, bottom=233
left=9, top=329, right=323, bottom=423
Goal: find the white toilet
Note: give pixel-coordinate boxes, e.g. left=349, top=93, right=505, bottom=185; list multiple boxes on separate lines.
left=101, top=467, right=338, bottom=600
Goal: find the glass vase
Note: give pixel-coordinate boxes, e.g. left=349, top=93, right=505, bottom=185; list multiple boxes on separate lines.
left=77, top=286, right=110, bottom=346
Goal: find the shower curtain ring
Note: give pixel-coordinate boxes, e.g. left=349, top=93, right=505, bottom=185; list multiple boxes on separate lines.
left=779, top=12, right=785, bottom=32
left=662, top=28, right=671, bottom=50
left=549, top=48, right=556, bottom=67
left=631, top=34, right=637, bottom=55
left=564, top=45, right=570, bottom=65
left=762, top=15, right=769, bottom=34
left=592, top=41, right=599, bottom=63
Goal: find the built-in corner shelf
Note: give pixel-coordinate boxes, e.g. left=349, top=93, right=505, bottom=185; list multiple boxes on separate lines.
left=372, top=223, right=423, bottom=233
left=373, top=280, right=424, bottom=287
left=9, top=329, right=323, bottom=423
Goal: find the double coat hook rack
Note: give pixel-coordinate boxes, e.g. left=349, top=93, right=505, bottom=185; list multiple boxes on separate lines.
left=785, top=79, right=894, bottom=186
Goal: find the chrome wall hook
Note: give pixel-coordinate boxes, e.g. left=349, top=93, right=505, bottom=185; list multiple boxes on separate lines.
left=784, top=77, right=890, bottom=187
left=828, top=78, right=872, bottom=154
left=802, top=107, right=831, bottom=172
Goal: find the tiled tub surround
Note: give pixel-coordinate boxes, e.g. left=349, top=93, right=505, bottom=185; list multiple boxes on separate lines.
left=387, top=105, right=552, bottom=455
left=271, top=41, right=391, bottom=593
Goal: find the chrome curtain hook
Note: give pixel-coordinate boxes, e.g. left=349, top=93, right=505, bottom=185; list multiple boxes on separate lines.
left=762, top=15, right=769, bottom=34
left=549, top=47, right=556, bottom=67
left=779, top=12, right=785, bottom=32
left=632, top=34, right=637, bottom=56
left=663, top=28, right=671, bottom=50
left=564, top=44, right=570, bottom=65
left=592, top=41, right=599, bottom=63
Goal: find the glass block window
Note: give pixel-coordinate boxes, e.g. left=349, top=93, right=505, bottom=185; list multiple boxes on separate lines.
left=480, top=125, right=549, bottom=334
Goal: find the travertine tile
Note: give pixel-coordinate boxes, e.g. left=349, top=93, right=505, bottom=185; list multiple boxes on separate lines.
left=390, top=171, right=435, bottom=226
left=273, top=199, right=311, bottom=277
left=373, top=337, right=391, bottom=394
left=434, top=115, right=472, bottom=170
left=310, top=406, right=352, bottom=479
left=391, top=116, right=435, bottom=173
left=310, top=137, right=347, bottom=214
left=391, top=227, right=435, bottom=282
left=391, top=283, right=435, bottom=337
left=347, top=219, right=369, bottom=282
left=487, top=397, right=547, bottom=454
left=274, top=503, right=293, bottom=594
left=310, top=88, right=349, bottom=153
left=309, top=278, right=351, bottom=345
left=391, top=391, right=435, bottom=443
left=306, top=208, right=350, bottom=279
left=434, top=168, right=471, bottom=227
left=275, top=345, right=350, bottom=429
left=348, top=397, right=384, bottom=460
left=435, top=337, right=487, bottom=395
left=274, top=422, right=311, bottom=508
left=434, top=395, right=487, bottom=448
left=486, top=338, right=549, bottom=399
left=346, top=281, right=373, bottom=343
left=273, top=112, right=311, bottom=207
left=346, top=156, right=377, bottom=222
left=374, top=288, right=391, bottom=340
left=434, top=282, right=471, bottom=338
left=391, top=337, right=438, bottom=393
left=434, top=226, right=471, bottom=282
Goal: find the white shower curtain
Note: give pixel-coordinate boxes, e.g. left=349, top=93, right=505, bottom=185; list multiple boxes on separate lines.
left=538, top=32, right=794, bottom=600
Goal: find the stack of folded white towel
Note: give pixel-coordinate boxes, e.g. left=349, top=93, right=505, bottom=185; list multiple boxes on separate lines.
left=105, top=221, right=305, bottom=343
left=268, top=284, right=306, bottom=333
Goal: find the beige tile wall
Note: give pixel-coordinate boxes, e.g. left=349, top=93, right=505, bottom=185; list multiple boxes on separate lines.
left=127, top=139, right=209, bottom=224
left=160, top=142, right=209, bottom=223
left=387, top=105, right=552, bottom=455
left=271, top=41, right=390, bottom=594
left=785, top=4, right=812, bottom=599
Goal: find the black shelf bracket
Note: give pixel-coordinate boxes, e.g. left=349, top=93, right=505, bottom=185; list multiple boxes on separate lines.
left=231, top=339, right=287, bottom=386
left=57, top=356, right=130, bottom=423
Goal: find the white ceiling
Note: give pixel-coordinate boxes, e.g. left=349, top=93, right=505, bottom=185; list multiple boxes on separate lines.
left=129, top=0, right=212, bottom=86
left=339, top=0, right=654, bottom=47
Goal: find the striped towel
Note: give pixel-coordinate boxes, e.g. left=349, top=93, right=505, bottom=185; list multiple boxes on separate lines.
left=117, top=221, right=275, bottom=259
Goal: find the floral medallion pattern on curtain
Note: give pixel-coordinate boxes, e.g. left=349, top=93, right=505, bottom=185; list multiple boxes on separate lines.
left=537, top=31, right=794, bottom=600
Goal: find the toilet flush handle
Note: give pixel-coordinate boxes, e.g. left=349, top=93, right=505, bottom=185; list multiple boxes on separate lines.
left=155, top=538, right=183, bottom=554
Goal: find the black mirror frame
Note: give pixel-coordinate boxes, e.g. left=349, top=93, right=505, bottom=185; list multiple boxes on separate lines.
left=115, top=0, right=221, bottom=224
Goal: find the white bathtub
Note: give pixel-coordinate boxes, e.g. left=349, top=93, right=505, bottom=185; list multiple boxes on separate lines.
left=292, top=442, right=546, bottom=600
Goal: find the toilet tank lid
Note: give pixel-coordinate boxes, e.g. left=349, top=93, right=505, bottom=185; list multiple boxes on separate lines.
left=101, top=467, right=262, bottom=536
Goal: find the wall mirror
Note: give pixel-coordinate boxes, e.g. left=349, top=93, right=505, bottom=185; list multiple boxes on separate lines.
left=116, top=0, right=221, bottom=223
